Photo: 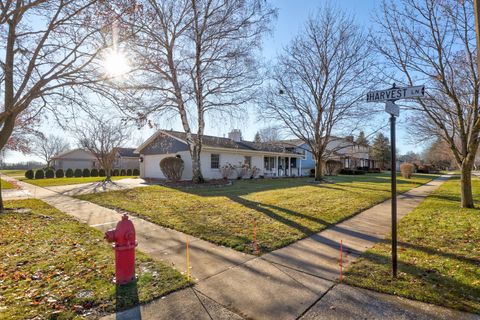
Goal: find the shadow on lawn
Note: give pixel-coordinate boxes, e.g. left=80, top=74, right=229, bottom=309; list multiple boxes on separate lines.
left=115, top=280, right=141, bottom=319
left=347, top=243, right=480, bottom=313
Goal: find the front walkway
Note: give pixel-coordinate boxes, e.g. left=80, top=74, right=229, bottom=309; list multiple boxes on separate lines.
left=5, top=174, right=479, bottom=319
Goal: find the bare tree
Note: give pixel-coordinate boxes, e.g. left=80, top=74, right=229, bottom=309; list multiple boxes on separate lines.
left=0, top=0, right=136, bottom=210
left=257, top=126, right=283, bottom=142
left=262, top=6, right=373, bottom=181
left=375, top=0, right=479, bottom=207
left=76, top=119, right=129, bottom=181
left=32, top=134, right=70, bottom=167
left=126, top=0, right=276, bottom=183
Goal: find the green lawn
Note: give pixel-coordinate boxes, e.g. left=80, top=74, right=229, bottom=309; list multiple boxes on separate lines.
left=0, top=199, right=189, bottom=320
left=1, top=179, right=15, bottom=189
left=345, top=176, right=480, bottom=314
left=78, top=173, right=438, bottom=254
left=0, top=169, right=27, bottom=177
left=20, top=176, right=137, bottom=187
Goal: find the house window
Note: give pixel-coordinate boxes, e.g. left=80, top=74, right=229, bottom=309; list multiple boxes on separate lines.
left=264, top=157, right=275, bottom=171
left=244, top=156, right=252, bottom=166
left=211, top=154, right=220, bottom=169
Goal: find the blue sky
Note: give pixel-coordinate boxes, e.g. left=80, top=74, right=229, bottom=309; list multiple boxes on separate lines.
left=7, top=0, right=420, bottom=163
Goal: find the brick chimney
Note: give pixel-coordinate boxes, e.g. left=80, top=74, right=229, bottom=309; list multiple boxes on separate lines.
left=228, top=129, right=242, bottom=142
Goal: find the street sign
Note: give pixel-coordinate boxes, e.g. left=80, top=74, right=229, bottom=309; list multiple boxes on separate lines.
left=365, top=83, right=425, bottom=278
left=385, top=101, right=399, bottom=117
left=366, top=85, right=425, bottom=102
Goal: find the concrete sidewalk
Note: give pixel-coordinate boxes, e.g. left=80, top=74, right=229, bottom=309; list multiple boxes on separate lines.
left=7, top=174, right=478, bottom=319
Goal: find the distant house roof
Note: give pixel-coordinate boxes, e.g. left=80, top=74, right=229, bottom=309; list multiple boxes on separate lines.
left=136, top=130, right=302, bottom=156
left=51, top=148, right=93, bottom=160
left=116, top=147, right=138, bottom=158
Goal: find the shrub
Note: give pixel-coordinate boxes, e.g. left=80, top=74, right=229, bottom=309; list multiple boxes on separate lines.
left=83, top=168, right=91, bottom=177
left=126, top=169, right=132, bottom=176
left=99, top=168, right=106, bottom=177
left=25, top=169, right=34, bottom=179
left=45, top=169, right=55, bottom=179
left=309, top=169, right=315, bottom=177
left=65, top=168, right=74, bottom=178
left=112, top=169, right=120, bottom=176
left=132, top=168, right=140, bottom=176
left=417, top=165, right=432, bottom=174
left=340, top=169, right=365, bottom=175
left=74, top=169, right=82, bottom=177
left=34, top=169, right=44, bottom=179
left=400, top=163, right=415, bottom=179
left=325, top=160, right=343, bottom=176
left=55, top=169, right=64, bottom=178
left=159, top=157, right=184, bottom=181
left=120, top=169, right=126, bottom=176
left=91, top=168, right=99, bottom=177
left=220, top=163, right=235, bottom=179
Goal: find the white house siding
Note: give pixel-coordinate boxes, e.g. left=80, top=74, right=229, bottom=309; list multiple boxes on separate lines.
left=141, top=150, right=271, bottom=180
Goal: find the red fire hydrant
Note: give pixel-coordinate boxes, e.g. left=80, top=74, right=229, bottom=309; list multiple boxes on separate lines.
left=105, top=214, right=137, bottom=285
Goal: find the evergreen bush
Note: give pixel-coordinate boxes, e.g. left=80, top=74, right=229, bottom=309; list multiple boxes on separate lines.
left=25, top=169, right=34, bottom=179
left=66, top=168, right=74, bottom=178
left=126, top=169, right=132, bottom=176
left=99, top=168, right=106, bottom=177
left=112, top=169, right=120, bottom=176
left=55, top=169, right=64, bottom=178
left=120, top=169, right=126, bottom=176
left=82, top=168, right=91, bottom=177
left=34, top=170, right=45, bottom=179
left=91, top=168, right=99, bottom=177
left=132, top=168, right=140, bottom=176
left=74, top=169, right=82, bottom=177
left=45, top=169, right=55, bottom=178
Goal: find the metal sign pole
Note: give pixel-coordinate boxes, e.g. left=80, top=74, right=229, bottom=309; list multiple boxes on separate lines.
left=390, top=113, right=397, bottom=278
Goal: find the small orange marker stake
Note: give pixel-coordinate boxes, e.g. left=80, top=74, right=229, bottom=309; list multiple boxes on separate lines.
left=339, top=239, right=343, bottom=282
left=186, top=237, right=190, bottom=281
left=253, top=218, right=259, bottom=255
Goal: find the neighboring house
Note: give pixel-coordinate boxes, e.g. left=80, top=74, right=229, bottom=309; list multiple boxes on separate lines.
left=51, top=149, right=98, bottom=170
left=113, top=148, right=140, bottom=170
left=51, top=148, right=139, bottom=170
left=135, top=130, right=304, bottom=180
left=277, top=137, right=374, bottom=176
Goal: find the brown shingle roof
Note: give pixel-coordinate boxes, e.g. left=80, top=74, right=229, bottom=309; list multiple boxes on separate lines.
left=164, top=130, right=301, bottom=155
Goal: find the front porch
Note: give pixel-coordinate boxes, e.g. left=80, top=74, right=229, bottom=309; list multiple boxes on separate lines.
left=263, top=156, right=303, bottom=177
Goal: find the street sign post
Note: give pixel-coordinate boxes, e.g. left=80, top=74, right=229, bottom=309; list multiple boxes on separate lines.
left=366, top=83, right=425, bottom=278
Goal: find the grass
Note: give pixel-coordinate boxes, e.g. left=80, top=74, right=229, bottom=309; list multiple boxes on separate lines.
left=0, top=199, right=190, bottom=320
left=0, top=170, right=27, bottom=177
left=344, top=176, right=480, bottom=314
left=78, top=173, right=438, bottom=254
left=1, top=179, right=15, bottom=189
left=20, top=176, right=137, bottom=187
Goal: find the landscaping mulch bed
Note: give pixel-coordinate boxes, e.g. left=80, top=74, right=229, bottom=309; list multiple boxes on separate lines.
left=158, top=179, right=232, bottom=188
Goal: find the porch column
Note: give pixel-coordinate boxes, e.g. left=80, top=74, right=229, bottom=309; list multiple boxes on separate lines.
left=289, top=157, right=292, bottom=176
left=299, top=158, right=302, bottom=176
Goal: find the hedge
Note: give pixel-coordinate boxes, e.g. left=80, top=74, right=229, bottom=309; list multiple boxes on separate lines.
left=82, top=168, right=91, bottom=177
left=120, top=169, right=126, bottom=176
left=126, top=169, right=132, bottom=176
left=45, top=169, right=55, bottom=179
left=133, top=168, right=140, bottom=176
left=25, top=169, right=34, bottom=179
left=112, top=169, right=119, bottom=176
left=99, top=168, right=106, bottom=177
left=74, top=169, right=82, bottom=177
left=91, top=168, right=99, bottom=177
left=34, top=170, right=45, bottom=179
left=66, top=168, right=74, bottom=178
left=55, top=169, right=64, bottom=178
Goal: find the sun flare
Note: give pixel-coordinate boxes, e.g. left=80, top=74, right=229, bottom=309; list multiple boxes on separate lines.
left=102, top=49, right=130, bottom=78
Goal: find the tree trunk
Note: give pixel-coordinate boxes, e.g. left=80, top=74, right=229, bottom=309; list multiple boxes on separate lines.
left=191, top=145, right=204, bottom=184
left=0, top=178, right=4, bottom=213
left=314, top=159, right=324, bottom=181
left=460, top=163, right=474, bottom=208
